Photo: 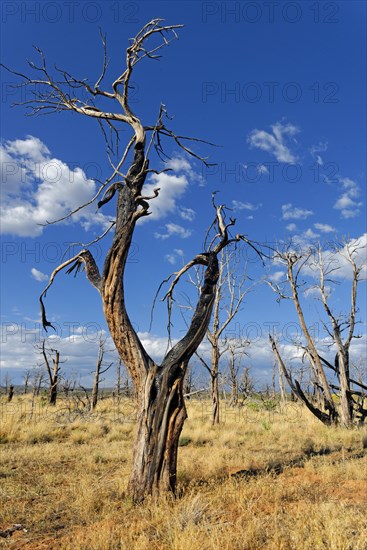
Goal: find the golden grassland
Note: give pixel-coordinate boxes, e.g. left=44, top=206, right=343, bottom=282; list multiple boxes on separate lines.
left=0, top=395, right=366, bottom=549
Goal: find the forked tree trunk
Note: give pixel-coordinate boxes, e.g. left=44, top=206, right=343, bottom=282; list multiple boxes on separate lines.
left=128, top=365, right=187, bottom=501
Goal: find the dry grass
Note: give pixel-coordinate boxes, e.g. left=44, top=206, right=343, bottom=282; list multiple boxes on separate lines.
left=0, top=395, right=366, bottom=549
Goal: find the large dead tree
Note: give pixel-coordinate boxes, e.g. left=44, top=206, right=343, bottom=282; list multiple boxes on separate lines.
left=3, top=20, right=256, bottom=501
left=268, top=238, right=366, bottom=427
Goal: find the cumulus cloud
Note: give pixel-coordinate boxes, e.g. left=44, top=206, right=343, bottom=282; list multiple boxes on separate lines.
left=314, top=223, right=335, bottom=233
left=138, top=154, right=203, bottom=224
left=268, top=271, right=285, bottom=283
left=286, top=223, right=297, bottom=231
left=232, top=200, right=262, bottom=212
left=334, top=177, right=362, bottom=219
left=31, top=268, right=48, bottom=282
left=282, top=203, right=314, bottom=220
left=179, top=207, right=196, bottom=221
left=1, top=136, right=109, bottom=237
left=154, top=223, right=192, bottom=240
left=141, top=173, right=188, bottom=221
left=247, top=121, right=299, bottom=163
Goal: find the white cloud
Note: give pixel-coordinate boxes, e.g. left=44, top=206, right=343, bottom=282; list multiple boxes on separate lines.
left=1, top=136, right=109, bottom=237
left=139, top=154, right=203, bottom=223
left=247, top=121, right=299, bottom=163
left=303, top=285, right=332, bottom=299
left=165, top=254, right=177, bottom=265
left=232, top=200, right=261, bottom=211
left=31, top=268, right=48, bottom=282
left=136, top=172, right=190, bottom=224
left=166, top=154, right=204, bottom=185
left=155, top=223, right=192, bottom=240
left=333, top=177, right=362, bottom=219
left=309, top=141, right=328, bottom=166
left=0, top=325, right=116, bottom=385
left=304, top=228, right=319, bottom=239
left=286, top=223, right=297, bottom=231
left=282, top=203, right=314, bottom=220
left=268, top=271, right=285, bottom=283
left=165, top=248, right=185, bottom=264
left=179, top=207, right=196, bottom=221
left=5, top=135, right=50, bottom=162
left=314, top=223, right=335, bottom=233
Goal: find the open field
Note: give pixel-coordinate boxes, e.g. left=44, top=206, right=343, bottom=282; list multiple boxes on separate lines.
left=0, top=396, right=366, bottom=549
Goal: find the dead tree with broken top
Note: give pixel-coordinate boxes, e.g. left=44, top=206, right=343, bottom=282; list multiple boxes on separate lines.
left=3, top=20, right=258, bottom=501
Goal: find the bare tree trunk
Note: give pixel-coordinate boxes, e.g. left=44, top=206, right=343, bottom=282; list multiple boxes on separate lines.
left=228, top=348, right=239, bottom=406
left=337, top=351, right=353, bottom=428
left=7, top=385, right=14, bottom=402
left=40, top=343, right=60, bottom=406
left=211, top=347, right=220, bottom=424
left=278, top=362, right=287, bottom=405
left=23, top=370, right=31, bottom=395
left=286, top=263, right=337, bottom=420
left=116, top=359, right=122, bottom=396
left=270, top=335, right=333, bottom=425
left=49, top=351, right=60, bottom=406
left=128, top=365, right=187, bottom=501
left=211, top=373, right=220, bottom=425
left=91, top=369, right=99, bottom=411
left=35, top=374, right=43, bottom=397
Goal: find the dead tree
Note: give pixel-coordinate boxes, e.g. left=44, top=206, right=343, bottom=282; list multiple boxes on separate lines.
left=226, top=337, right=249, bottom=406
left=115, top=359, right=122, bottom=397
left=40, top=340, right=62, bottom=405
left=3, top=372, right=11, bottom=395
left=239, top=366, right=255, bottom=402
left=7, top=385, right=14, bottom=402
left=2, top=20, right=257, bottom=501
left=188, top=245, right=253, bottom=424
left=277, top=359, right=287, bottom=405
left=268, top=238, right=367, bottom=427
left=22, top=370, right=32, bottom=395
left=91, top=336, right=113, bottom=411
left=31, top=367, right=46, bottom=397
left=184, top=364, right=196, bottom=397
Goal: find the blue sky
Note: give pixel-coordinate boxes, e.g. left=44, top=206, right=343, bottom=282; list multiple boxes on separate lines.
left=1, top=1, right=366, bottom=386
